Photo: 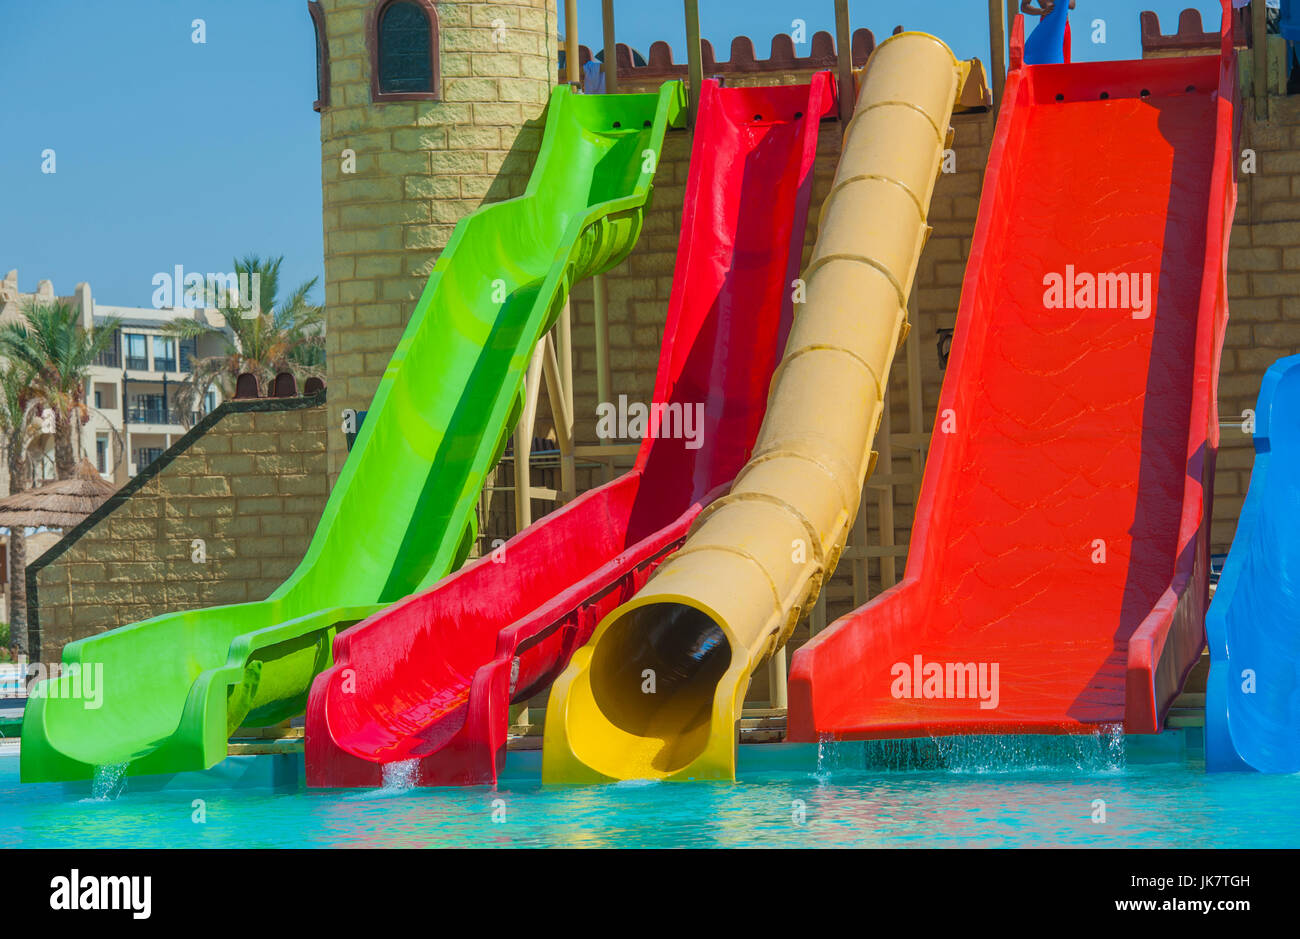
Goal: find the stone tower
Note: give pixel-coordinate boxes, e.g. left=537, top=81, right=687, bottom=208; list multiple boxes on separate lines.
left=313, top=0, right=558, bottom=481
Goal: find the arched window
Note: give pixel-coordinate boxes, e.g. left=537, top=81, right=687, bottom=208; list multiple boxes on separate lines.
left=370, top=0, right=441, bottom=101
left=307, top=1, right=329, bottom=111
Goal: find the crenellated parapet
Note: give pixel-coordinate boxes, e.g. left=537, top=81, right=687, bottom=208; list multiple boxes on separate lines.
left=1140, top=8, right=1249, bottom=58
left=561, top=28, right=879, bottom=81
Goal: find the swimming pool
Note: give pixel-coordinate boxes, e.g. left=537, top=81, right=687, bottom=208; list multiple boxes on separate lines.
left=4, top=732, right=1300, bottom=849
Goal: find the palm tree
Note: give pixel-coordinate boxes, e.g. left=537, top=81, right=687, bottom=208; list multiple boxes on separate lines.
left=0, top=365, right=44, bottom=657
left=163, top=254, right=325, bottom=425
left=0, top=300, right=120, bottom=480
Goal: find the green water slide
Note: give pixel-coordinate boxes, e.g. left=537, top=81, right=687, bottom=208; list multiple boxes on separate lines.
left=21, top=82, right=687, bottom=784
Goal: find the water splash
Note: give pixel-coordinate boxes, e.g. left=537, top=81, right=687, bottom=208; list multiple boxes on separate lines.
left=862, top=725, right=1128, bottom=775
left=342, top=759, right=421, bottom=801
left=380, top=759, right=419, bottom=792
left=613, top=778, right=661, bottom=789
left=81, top=762, right=128, bottom=802
left=812, top=733, right=835, bottom=786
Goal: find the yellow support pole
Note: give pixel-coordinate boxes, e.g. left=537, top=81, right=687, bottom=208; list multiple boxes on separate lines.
left=592, top=273, right=613, bottom=483
left=834, top=0, right=855, bottom=126
left=906, top=293, right=924, bottom=509
left=541, top=336, right=576, bottom=503
left=766, top=646, right=788, bottom=710
left=602, top=0, right=618, bottom=94
left=564, top=0, right=579, bottom=85
left=989, top=0, right=1008, bottom=110
left=513, top=339, right=547, bottom=531
left=878, top=405, right=897, bottom=588
left=684, top=0, right=703, bottom=125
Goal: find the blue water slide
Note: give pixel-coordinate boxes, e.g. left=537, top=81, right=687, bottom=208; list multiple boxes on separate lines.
left=1207, top=354, right=1300, bottom=772
left=1282, top=0, right=1300, bottom=43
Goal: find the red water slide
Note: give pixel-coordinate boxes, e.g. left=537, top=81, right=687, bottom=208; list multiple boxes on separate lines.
left=789, top=12, right=1236, bottom=742
left=306, top=75, right=836, bottom=786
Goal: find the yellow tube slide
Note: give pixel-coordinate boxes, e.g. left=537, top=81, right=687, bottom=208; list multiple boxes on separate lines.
left=543, top=33, right=965, bottom=783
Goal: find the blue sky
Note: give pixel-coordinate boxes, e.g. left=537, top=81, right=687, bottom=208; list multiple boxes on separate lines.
left=0, top=0, right=1225, bottom=309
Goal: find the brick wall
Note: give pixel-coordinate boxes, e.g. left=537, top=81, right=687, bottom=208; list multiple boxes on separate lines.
left=1215, top=93, right=1300, bottom=551
left=29, top=397, right=330, bottom=663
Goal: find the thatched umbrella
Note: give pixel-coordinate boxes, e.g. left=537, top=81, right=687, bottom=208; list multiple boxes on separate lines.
left=0, top=459, right=118, bottom=530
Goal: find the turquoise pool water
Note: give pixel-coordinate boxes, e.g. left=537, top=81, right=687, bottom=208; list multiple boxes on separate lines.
left=4, top=733, right=1300, bottom=848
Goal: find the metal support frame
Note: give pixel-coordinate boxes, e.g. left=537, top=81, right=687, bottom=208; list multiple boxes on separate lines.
left=510, top=330, right=579, bottom=532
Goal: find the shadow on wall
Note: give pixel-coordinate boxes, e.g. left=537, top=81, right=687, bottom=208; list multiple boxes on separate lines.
left=484, top=115, right=550, bottom=211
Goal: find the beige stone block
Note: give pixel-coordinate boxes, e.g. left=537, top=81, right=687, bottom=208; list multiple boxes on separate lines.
left=473, top=53, right=522, bottom=79
left=390, top=127, right=448, bottom=152
left=376, top=150, right=432, bottom=176
left=520, top=54, right=552, bottom=81
left=327, top=227, right=405, bottom=254
left=253, top=411, right=304, bottom=433
left=404, top=223, right=453, bottom=250
left=473, top=101, right=523, bottom=125
left=441, top=52, right=473, bottom=79
left=191, top=476, right=232, bottom=498
left=207, top=453, right=257, bottom=476
left=445, top=125, right=502, bottom=150
left=1255, top=322, right=1300, bottom=347
left=353, top=254, right=405, bottom=278
left=428, top=150, right=488, bottom=174
left=497, top=78, right=546, bottom=104
left=159, top=475, right=192, bottom=495
left=404, top=175, right=463, bottom=199
left=242, top=536, right=285, bottom=556
left=337, top=279, right=379, bottom=303
left=237, top=496, right=285, bottom=517
left=187, top=501, right=235, bottom=519
left=230, top=433, right=278, bottom=454
left=470, top=5, right=519, bottom=28
left=442, top=27, right=507, bottom=55
left=415, top=103, right=474, bottom=125
left=207, top=580, right=250, bottom=604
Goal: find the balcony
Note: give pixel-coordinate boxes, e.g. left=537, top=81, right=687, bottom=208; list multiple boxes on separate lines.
left=126, top=406, right=184, bottom=425
left=125, top=356, right=148, bottom=371
left=132, top=448, right=164, bottom=472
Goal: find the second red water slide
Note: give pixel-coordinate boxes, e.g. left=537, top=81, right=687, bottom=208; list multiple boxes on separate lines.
left=789, top=9, right=1236, bottom=742
left=305, top=75, right=836, bottom=786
